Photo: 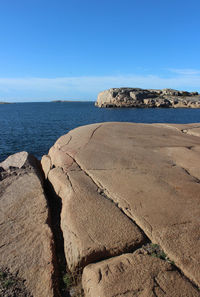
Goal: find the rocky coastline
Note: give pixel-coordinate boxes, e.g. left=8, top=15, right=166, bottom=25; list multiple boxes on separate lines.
left=1, top=123, right=200, bottom=296
left=95, top=87, right=200, bottom=108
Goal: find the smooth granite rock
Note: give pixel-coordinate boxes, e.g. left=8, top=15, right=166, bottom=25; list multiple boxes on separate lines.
left=95, top=87, right=200, bottom=108
left=0, top=152, right=55, bottom=297
left=43, top=122, right=200, bottom=290
left=82, top=253, right=199, bottom=297
left=43, top=159, right=145, bottom=272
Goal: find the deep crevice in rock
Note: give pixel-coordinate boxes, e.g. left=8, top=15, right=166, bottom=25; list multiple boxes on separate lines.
left=44, top=179, right=70, bottom=297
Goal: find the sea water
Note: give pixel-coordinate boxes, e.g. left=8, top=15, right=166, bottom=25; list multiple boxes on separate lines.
left=0, top=101, right=200, bottom=162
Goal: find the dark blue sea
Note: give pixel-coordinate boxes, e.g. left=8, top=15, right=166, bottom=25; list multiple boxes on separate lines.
left=1, top=101, right=200, bottom=162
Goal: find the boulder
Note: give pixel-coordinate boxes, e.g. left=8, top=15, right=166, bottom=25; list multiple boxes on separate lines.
left=43, top=122, right=200, bottom=289
left=0, top=151, right=37, bottom=170
left=82, top=253, right=199, bottom=297
left=0, top=152, right=55, bottom=297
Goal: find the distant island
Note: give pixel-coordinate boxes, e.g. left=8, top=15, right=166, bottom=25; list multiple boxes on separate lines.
left=95, top=87, right=200, bottom=108
left=51, top=100, right=90, bottom=103
left=0, top=102, right=12, bottom=104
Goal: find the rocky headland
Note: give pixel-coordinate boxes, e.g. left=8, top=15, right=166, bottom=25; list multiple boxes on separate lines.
left=1, top=123, right=200, bottom=296
left=95, top=87, right=200, bottom=108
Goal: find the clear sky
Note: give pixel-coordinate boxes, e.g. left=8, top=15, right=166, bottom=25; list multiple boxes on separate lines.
left=0, top=0, right=200, bottom=102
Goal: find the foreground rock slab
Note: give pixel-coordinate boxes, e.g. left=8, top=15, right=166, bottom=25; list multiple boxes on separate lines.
left=43, top=122, right=200, bottom=289
left=82, top=253, right=199, bottom=297
left=0, top=152, right=55, bottom=297
left=42, top=156, right=145, bottom=271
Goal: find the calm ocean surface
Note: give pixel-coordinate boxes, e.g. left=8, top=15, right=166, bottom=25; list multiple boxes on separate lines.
left=1, top=101, right=200, bottom=162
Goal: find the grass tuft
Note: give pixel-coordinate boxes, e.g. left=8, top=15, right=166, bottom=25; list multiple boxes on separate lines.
left=141, top=243, right=175, bottom=265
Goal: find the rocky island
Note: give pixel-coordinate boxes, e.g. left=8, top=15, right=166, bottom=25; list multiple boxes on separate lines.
left=95, top=87, right=200, bottom=108
left=1, top=122, right=200, bottom=296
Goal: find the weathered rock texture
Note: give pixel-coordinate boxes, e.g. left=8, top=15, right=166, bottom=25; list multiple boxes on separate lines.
left=42, top=122, right=200, bottom=296
left=95, top=87, right=200, bottom=108
left=42, top=146, right=146, bottom=272
left=0, top=152, right=55, bottom=297
left=82, top=253, right=200, bottom=297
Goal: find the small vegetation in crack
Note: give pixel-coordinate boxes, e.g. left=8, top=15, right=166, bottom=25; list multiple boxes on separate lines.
left=62, top=268, right=84, bottom=297
left=0, top=267, right=32, bottom=297
left=140, top=243, right=175, bottom=264
left=63, top=273, right=71, bottom=288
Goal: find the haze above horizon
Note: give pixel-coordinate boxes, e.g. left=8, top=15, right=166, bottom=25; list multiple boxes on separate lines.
left=0, top=0, right=200, bottom=102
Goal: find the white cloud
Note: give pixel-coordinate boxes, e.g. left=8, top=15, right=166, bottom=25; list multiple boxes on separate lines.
left=168, top=68, right=200, bottom=76
left=0, top=73, right=200, bottom=102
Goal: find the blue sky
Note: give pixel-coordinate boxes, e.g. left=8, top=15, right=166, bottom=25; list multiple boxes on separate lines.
left=0, top=0, right=200, bottom=102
